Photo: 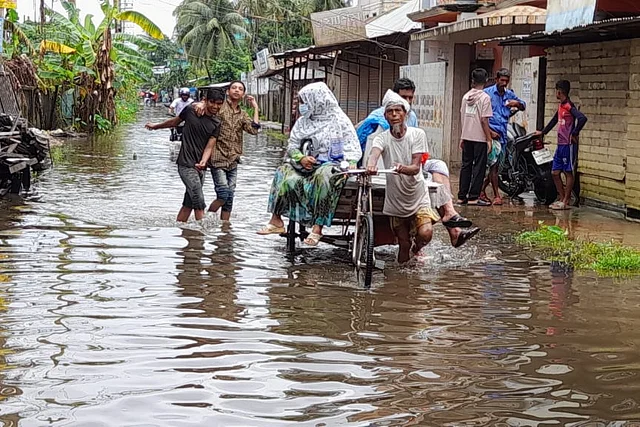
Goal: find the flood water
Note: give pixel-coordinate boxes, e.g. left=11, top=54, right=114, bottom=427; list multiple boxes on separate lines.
left=2, top=109, right=640, bottom=426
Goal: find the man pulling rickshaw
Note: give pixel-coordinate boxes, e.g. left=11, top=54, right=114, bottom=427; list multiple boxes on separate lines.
left=256, top=82, right=478, bottom=276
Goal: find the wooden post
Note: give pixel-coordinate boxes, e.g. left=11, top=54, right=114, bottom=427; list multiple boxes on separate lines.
left=0, top=8, right=4, bottom=60
left=281, top=58, right=288, bottom=133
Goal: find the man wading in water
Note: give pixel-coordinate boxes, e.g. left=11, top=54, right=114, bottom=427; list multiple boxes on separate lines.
left=145, top=89, right=225, bottom=222
left=194, top=81, right=261, bottom=223
left=366, top=92, right=440, bottom=264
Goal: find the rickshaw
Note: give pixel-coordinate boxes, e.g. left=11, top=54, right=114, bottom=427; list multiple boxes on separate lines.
left=281, top=165, right=441, bottom=289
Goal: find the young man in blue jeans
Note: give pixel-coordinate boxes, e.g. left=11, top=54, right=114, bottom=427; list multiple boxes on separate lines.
left=536, top=80, right=588, bottom=210
left=205, top=81, right=261, bottom=223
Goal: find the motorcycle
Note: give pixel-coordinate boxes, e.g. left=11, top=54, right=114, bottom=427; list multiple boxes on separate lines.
left=497, top=122, right=563, bottom=205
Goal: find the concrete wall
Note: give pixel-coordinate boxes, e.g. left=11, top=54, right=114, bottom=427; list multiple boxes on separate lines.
left=545, top=41, right=630, bottom=210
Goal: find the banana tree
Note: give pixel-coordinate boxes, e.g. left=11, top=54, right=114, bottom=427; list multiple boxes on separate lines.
left=40, top=0, right=163, bottom=130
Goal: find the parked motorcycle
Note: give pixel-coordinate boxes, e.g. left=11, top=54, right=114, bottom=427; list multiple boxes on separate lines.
left=498, top=122, right=563, bottom=205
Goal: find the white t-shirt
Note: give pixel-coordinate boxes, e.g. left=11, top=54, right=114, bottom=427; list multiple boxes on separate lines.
left=372, top=127, right=431, bottom=217
left=170, top=98, right=193, bottom=117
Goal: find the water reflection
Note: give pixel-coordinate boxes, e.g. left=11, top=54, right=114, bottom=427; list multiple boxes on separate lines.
left=0, top=110, right=639, bottom=424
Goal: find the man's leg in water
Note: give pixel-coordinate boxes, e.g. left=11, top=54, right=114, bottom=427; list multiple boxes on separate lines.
left=414, top=222, right=434, bottom=254
left=393, top=219, right=413, bottom=264
left=220, top=167, right=238, bottom=222
left=178, top=165, right=206, bottom=222
left=177, top=207, right=192, bottom=222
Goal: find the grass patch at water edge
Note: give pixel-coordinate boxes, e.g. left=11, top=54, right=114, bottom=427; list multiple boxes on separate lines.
left=516, top=223, right=640, bottom=275
left=264, top=129, right=288, bottom=143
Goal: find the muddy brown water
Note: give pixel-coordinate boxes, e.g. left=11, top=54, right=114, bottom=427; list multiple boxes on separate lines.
left=1, top=109, right=640, bottom=426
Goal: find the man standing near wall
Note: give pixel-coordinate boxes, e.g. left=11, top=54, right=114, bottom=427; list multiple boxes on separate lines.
left=482, top=68, right=526, bottom=205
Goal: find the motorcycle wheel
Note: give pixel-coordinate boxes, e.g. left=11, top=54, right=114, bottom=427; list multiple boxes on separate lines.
left=498, top=158, right=527, bottom=198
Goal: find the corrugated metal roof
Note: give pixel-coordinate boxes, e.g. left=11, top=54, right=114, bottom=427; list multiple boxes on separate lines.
left=501, top=15, right=640, bottom=46
left=411, top=5, right=546, bottom=41
left=365, top=0, right=422, bottom=39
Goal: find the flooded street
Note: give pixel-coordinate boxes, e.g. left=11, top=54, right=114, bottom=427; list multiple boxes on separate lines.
left=2, top=109, right=640, bottom=426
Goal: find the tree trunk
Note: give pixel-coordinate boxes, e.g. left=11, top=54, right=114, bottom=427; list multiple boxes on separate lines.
left=75, top=25, right=117, bottom=132
left=96, top=26, right=117, bottom=125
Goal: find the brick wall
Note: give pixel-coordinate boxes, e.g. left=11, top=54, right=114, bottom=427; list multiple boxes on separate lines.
left=545, top=41, right=630, bottom=208
left=627, top=40, right=640, bottom=214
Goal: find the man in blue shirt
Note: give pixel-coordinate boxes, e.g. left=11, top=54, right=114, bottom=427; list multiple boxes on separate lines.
left=481, top=68, right=526, bottom=205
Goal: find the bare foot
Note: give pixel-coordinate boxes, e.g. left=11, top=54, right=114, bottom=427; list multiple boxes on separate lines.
left=208, top=199, right=225, bottom=212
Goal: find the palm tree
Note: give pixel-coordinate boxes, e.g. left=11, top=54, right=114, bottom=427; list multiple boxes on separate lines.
left=41, top=0, right=163, bottom=128
left=174, top=0, right=249, bottom=76
left=312, top=0, right=346, bottom=12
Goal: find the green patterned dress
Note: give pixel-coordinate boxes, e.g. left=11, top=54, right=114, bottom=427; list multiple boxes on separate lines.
left=267, top=163, right=347, bottom=227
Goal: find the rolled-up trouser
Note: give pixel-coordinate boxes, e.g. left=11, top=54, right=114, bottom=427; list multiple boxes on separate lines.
left=178, top=165, right=206, bottom=210
left=211, top=167, right=238, bottom=212
left=423, top=159, right=450, bottom=177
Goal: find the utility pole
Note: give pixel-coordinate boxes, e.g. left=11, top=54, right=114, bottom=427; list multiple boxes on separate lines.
left=0, top=7, right=4, bottom=59
left=39, top=0, right=45, bottom=30
left=114, top=0, right=122, bottom=33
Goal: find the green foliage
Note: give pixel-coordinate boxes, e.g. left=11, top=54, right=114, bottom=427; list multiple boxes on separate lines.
left=94, top=114, right=114, bottom=133
left=115, top=86, right=140, bottom=125
left=5, top=0, right=163, bottom=132
left=517, top=222, right=640, bottom=275
left=209, top=45, right=252, bottom=82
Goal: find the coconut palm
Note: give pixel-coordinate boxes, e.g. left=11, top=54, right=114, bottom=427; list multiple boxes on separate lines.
left=174, top=0, right=249, bottom=74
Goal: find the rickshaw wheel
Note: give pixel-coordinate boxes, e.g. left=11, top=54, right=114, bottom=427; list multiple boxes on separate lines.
left=356, top=213, right=375, bottom=288
left=286, top=220, right=296, bottom=253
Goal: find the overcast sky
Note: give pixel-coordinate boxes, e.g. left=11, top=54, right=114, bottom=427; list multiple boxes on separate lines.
left=17, top=0, right=179, bottom=37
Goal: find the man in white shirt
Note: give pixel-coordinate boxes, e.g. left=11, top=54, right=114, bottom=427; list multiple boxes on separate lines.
left=366, top=93, right=440, bottom=263
left=170, top=88, right=194, bottom=117
left=367, top=92, right=480, bottom=263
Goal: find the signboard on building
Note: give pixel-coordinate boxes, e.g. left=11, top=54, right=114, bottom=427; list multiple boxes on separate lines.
left=311, top=6, right=366, bottom=47
left=510, top=57, right=542, bottom=133
left=546, top=0, right=597, bottom=32
left=256, top=49, right=269, bottom=75
left=400, top=62, right=447, bottom=159
left=0, top=0, right=17, bottom=8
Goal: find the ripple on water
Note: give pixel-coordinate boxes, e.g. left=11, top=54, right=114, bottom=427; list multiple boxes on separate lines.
left=1, top=113, right=640, bottom=425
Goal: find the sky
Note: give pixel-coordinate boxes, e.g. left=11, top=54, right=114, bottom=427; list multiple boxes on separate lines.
left=16, top=0, right=179, bottom=37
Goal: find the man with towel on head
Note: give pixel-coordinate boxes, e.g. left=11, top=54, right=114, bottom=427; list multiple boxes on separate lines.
left=366, top=91, right=480, bottom=263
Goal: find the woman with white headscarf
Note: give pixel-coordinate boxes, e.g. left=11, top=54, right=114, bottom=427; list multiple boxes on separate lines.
left=258, top=82, right=362, bottom=246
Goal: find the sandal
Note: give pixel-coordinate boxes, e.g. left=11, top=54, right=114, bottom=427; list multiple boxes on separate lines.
left=550, top=202, right=571, bottom=211
left=303, top=232, right=322, bottom=247
left=468, top=199, right=491, bottom=207
left=454, top=227, right=481, bottom=248
left=257, top=223, right=286, bottom=235
left=442, top=214, right=473, bottom=229
left=493, top=196, right=504, bottom=206
left=479, top=192, right=492, bottom=204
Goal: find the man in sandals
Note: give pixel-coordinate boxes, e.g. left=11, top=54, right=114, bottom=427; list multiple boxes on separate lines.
left=367, top=92, right=479, bottom=263
left=536, top=80, right=587, bottom=210
left=357, top=78, right=477, bottom=248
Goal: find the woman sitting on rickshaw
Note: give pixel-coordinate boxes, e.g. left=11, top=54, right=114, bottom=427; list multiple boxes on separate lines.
left=257, top=82, right=362, bottom=246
